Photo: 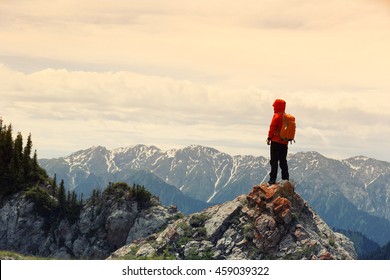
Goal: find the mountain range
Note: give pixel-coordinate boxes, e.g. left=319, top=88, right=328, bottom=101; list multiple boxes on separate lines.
left=39, top=144, right=390, bottom=245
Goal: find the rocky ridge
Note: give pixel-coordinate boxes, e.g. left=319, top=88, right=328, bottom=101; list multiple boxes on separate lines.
left=109, top=181, right=357, bottom=260
left=0, top=185, right=179, bottom=259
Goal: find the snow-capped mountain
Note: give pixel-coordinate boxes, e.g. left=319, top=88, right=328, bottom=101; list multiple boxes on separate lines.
left=287, top=151, right=390, bottom=245
left=39, top=144, right=270, bottom=203
left=39, top=144, right=390, bottom=245
left=289, top=151, right=390, bottom=221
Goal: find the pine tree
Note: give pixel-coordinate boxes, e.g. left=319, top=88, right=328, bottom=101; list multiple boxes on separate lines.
left=13, top=133, right=24, bottom=184
left=14, top=133, right=24, bottom=165
left=58, top=179, right=66, bottom=216
left=22, top=133, right=32, bottom=180
left=71, top=191, right=78, bottom=207
left=32, top=150, right=39, bottom=176
left=69, top=191, right=78, bottom=212
left=79, top=193, right=84, bottom=205
left=0, top=119, right=49, bottom=197
left=51, top=174, right=58, bottom=196
left=0, top=123, right=14, bottom=194
left=3, top=124, right=13, bottom=167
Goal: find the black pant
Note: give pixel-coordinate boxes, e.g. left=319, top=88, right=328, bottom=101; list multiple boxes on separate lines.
left=269, top=141, right=289, bottom=183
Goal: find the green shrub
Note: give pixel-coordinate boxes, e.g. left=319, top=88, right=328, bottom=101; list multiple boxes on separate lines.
left=189, top=213, right=210, bottom=227
left=185, top=247, right=213, bottom=260
left=103, top=182, right=130, bottom=198
left=101, top=182, right=152, bottom=210
left=132, top=184, right=152, bottom=209
left=24, top=186, right=56, bottom=217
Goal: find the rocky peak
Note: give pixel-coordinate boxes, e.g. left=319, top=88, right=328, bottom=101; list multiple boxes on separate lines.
left=109, top=181, right=357, bottom=260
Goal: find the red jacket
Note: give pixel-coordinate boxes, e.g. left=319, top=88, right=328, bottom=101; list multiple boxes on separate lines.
left=268, top=99, right=288, bottom=145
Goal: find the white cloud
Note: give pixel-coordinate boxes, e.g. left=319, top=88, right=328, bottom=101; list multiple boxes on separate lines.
left=1, top=64, right=389, bottom=161
left=1, top=0, right=390, bottom=160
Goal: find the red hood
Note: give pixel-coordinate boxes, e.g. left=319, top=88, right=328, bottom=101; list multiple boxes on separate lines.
left=273, top=99, right=286, bottom=113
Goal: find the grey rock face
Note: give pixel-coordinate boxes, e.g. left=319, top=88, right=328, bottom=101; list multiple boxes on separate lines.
left=0, top=194, right=47, bottom=254
left=109, top=181, right=357, bottom=260
left=0, top=191, right=178, bottom=259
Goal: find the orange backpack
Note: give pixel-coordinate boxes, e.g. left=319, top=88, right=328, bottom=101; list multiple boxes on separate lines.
left=279, top=113, right=296, bottom=142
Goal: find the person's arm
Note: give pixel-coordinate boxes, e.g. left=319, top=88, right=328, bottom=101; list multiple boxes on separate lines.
left=268, top=113, right=280, bottom=141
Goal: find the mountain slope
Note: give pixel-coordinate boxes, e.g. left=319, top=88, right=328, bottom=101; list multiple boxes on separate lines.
left=288, top=152, right=390, bottom=245
left=39, top=146, right=210, bottom=214
left=290, top=152, right=390, bottom=222
left=363, top=241, right=390, bottom=260
left=336, top=229, right=380, bottom=259
left=39, top=145, right=270, bottom=204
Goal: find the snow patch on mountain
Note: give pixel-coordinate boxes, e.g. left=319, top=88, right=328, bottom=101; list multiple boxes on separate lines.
left=39, top=145, right=390, bottom=224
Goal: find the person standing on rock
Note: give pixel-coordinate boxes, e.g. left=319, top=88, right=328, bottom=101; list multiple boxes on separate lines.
left=266, top=99, right=289, bottom=184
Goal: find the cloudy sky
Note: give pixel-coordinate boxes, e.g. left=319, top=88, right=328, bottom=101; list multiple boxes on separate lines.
left=1, top=0, right=390, bottom=161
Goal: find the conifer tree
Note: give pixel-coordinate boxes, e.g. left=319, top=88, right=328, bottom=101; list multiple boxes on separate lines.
left=0, top=123, right=14, bottom=193
left=22, top=133, right=32, bottom=179
left=79, top=193, right=84, bottom=205
left=32, top=150, right=38, bottom=173
left=69, top=190, right=78, bottom=212
left=52, top=174, right=58, bottom=196
left=3, top=124, right=13, bottom=167
left=0, top=119, right=48, bottom=196
left=58, top=179, right=66, bottom=215
left=14, top=133, right=23, bottom=164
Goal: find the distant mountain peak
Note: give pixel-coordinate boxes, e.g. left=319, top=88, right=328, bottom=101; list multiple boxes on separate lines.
left=292, top=151, right=327, bottom=160
left=183, top=144, right=223, bottom=155
left=351, top=155, right=370, bottom=161
left=113, top=144, right=160, bottom=154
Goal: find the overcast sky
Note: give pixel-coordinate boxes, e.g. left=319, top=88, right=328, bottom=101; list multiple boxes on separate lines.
left=1, top=0, right=390, bottom=161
